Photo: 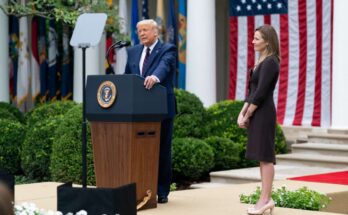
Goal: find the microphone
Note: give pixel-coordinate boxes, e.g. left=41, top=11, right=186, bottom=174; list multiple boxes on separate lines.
left=105, top=40, right=131, bottom=74
left=116, top=41, right=131, bottom=48
left=114, top=40, right=123, bottom=45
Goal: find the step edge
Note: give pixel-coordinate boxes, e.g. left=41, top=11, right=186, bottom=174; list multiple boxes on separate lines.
left=292, top=144, right=348, bottom=151
left=308, top=133, right=348, bottom=139
left=276, top=155, right=348, bottom=163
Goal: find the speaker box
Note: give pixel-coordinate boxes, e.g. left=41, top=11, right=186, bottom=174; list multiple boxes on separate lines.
left=0, top=169, right=14, bottom=200
left=57, top=182, right=137, bottom=215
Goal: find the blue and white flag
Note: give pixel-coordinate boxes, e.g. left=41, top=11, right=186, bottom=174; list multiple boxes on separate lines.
left=166, top=0, right=178, bottom=86
left=48, top=19, right=59, bottom=100
left=141, top=0, right=149, bottom=20
left=131, top=0, right=139, bottom=45
left=166, top=0, right=177, bottom=46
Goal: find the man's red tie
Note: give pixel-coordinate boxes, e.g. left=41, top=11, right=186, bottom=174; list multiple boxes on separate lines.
left=142, top=47, right=151, bottom=76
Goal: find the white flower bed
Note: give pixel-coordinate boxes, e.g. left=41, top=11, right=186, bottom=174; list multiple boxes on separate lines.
left=14, top=202, right=87, bottom=215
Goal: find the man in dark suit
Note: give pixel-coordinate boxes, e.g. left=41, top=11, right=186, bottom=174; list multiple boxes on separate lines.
left=125, top=19, right=177, bottom=204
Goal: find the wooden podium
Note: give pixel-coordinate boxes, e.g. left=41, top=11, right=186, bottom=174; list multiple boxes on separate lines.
left=85, top=74, right=168, bottom=209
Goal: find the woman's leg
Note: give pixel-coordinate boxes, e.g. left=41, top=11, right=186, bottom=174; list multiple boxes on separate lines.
left=255, top=161, right=274, bottom=209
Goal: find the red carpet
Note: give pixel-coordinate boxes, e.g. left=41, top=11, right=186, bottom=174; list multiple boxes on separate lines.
left=288, top=171, right=348, bottom=185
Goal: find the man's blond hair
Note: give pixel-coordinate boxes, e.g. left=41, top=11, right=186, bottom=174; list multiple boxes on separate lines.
left=137, top=19, right=159, bottom=35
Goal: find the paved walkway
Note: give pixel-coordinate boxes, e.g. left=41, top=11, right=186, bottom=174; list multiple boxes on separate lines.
left=15, top=180, right=348, bottom=215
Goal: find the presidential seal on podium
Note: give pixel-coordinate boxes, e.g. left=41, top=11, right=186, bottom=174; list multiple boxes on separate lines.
left=97, top=81, right=117, bottom=108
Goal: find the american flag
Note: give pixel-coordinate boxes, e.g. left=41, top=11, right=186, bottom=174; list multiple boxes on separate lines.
left=228, top=0, right=333, bottom=127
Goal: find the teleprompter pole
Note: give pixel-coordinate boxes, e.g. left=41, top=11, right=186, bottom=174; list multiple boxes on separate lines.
left=79, top=44, right=89, bottom=188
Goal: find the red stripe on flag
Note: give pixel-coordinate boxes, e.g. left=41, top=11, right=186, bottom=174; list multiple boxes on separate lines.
left=264, top=15, right=271, bottom=25
left=277, top=14, right=289, bottom=124
left=228, top=17, right=238, bottom=100
left=312, top=0, right=323, bottom=126
left=31, top=17, right=39, bottom=62
left=246, top=17, right=255, bottom=95
left=293, top=0, right=308, bottom=125
left=106, top=35, right=115, bottom=64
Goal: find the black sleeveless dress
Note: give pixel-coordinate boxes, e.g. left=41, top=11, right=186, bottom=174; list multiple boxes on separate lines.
left=244, top=55, right=279, bottom=163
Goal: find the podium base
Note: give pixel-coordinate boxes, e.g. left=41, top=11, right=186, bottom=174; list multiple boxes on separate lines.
left=57, top=183, right=137, bottom=215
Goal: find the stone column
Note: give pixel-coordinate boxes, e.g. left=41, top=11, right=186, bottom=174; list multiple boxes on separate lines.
left=332, top=0, right=348, bottom=128
left=0, top=0, right=9, bottom=102
left=186, top=0, right=216, bottom=107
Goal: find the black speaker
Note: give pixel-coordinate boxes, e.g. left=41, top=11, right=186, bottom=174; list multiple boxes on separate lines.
left=0, top=169, right=14, bottom=199
left=57, top=183, right=137, bottom=215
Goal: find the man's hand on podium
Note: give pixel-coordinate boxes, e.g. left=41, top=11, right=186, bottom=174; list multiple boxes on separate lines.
left=144, top=75, right=160, bottom=90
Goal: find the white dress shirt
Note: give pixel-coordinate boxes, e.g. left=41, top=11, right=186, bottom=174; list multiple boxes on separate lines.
left=139, top=40, right=160, bottom=82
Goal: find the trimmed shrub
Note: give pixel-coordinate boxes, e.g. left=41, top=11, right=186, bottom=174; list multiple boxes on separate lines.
left=25, top=100, right=76, bottom=127
left=206, top=100, right=247, bottom=143
left=275, top=124, right=288, bottom=154
left=50, top=105, right=95, bottom=185
left=0, top=119, right=25, bottom=174
left=172, top=138, right=214, bottom=181
left=206, top=100, right=288, bottom=167
left=174, top=89, right=208, bottom=138
left=0, top=109, right=18, bottom=122
left=0, top=102, right=25, bottom=123
left=204, top=136, right=242, bottom=170
left=21, top=116, right=63, bottom=181
left=175, top=89, right=206, bottom=114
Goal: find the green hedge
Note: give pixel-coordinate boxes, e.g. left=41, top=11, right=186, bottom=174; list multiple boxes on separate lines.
left=204, top=136, right=242, bottom=170
left=275, top=124, right=287, bottom=154
left=206, top=100, right=247, bottom=143
left=0, top=109, right=18, bottom=122
left=21, top=116, right=63, bottom=181
left=25, top=100, right=76, bottom=127
left=0, top=119, right=25, bottom=174
left=50, top=105, right=95, bottom=185
left=173, top=89, right=208, bottom=138
left=0, top=102, right=25, bottom=123
left=172, top=138, right=214, bottom=181
left=206, top=100, right=288, bottom=168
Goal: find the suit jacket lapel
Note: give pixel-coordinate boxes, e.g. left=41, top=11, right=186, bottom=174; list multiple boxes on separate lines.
left=143, top=41, right=162, bottom=77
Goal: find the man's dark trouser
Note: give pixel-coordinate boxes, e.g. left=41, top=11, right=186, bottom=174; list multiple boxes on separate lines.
left=157, top=118, right=174, bottom=198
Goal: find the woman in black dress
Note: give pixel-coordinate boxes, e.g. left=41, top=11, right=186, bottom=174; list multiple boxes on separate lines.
left=238, top=25, right=280, bottom=215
